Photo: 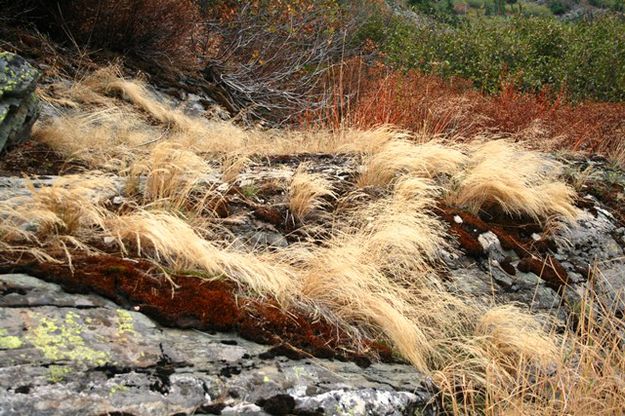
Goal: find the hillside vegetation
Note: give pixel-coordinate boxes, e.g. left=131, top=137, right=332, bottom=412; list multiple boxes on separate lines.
left=1, top=1, right=625, bottom=415
left=0, top=67, right=623, bottom=415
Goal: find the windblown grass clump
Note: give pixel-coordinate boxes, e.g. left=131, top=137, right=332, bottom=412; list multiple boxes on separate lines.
left=357, top=139, right=467, bottom=187
left=106, top=210, right=299, bottom=302
left=435, top=281, right=625, bottom=415
left=288, top=165, right=336, bottom=222
left=32, top=108, right=151, bottom=171
left=36, top=69, right=410, bottom=168
left=448, top=140, right=578, bottom=222
left=126, top=142, right=213, bottom=211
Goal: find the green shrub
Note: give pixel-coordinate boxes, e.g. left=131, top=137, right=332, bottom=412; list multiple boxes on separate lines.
left=517, top=1, right=554, bottom=17
left=362, top=15, right=625, bottom=101
left=547, top=0, right=570, bottom=14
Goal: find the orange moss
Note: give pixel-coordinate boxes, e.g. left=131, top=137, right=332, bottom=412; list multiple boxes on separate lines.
left=517, top=256, right=569, bottom=288
left=439, top=205, right=569, bottom=288
left=0, top=252, right=391, bottom=364
left=499, top=257, right=516, bottom=276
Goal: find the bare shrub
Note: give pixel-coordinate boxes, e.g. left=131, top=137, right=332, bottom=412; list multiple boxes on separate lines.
left=0, top=0, right=205, bottom=70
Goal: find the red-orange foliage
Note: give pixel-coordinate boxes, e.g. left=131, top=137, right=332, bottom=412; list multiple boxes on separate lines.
left=309, top=58, right=625, bottom=155
left=474, top=85, right=625, bottom=153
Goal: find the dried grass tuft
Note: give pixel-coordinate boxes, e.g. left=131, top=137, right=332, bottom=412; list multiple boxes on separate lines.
left=448, top=140, right=578, bottom=222
left=288, top=165, right=336, bottom=222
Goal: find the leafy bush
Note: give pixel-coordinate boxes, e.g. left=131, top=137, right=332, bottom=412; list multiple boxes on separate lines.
left=547, top=0, right=570, bottom=14
left=589, top=0, right=625, bottom=10
left=517, top=1, right=554, bottom=17
left=360, top=15, right=625, bottom=101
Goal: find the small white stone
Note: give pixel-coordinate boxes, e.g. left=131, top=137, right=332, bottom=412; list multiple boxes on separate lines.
left=478, top=231, right=503, bottom=254
left=112, top=196, right=124, bottom=205
left=453, top=215, right=463, bottom=224
left=103, top=236, right=116, bottom=245
left=531, top=233, right=542, bottom=241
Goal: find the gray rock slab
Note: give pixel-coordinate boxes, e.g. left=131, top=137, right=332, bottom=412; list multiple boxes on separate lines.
left=0, top=273, right=434, bottom=416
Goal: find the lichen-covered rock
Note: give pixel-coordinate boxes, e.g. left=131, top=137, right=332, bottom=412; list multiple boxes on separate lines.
left=0, top=52, right=40, bottom=152
left=0, top=274, right=436, bottom=416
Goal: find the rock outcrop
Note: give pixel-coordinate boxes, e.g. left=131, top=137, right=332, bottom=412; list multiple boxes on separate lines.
left=0, top=52, right=39, bottom=153
left=0, top=274, right=436, bottom=416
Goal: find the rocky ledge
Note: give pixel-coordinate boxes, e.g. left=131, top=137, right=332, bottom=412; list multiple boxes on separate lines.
left=0, top=274, right=436, bottom=416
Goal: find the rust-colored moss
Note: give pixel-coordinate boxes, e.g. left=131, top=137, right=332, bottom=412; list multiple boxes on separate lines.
left=489, top=225, right=526, bottom=255
left=452, top=225, right=485, bottom=258
left=253, top=206, right=285, bottom=227
left=517, top=256, right=569, bottom=288
left=499, top=257, right=516, bottom=276
left=1, top=252, right=386, bottom=364
left=457, top=211, right=490, bottom=234
left=438, top=207, right=488, bottom=258
left=588, top=181, right=625, bottom=227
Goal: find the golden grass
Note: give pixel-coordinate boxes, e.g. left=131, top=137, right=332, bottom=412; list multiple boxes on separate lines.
left=221, top=153, right=250, bottom=184
left=447, top=140, right=578, bottom=223
left=288, top=164, right=336, bottom=222
left=357, top=139, right=468, bottom=187
left=0, top=175, right=114, bottom=242
left=434, top=281, right=625, bottom=416
left=36, top=67, right=407, bottom=166
left=0, top=174, right=115, bottom=266
left=106, top=210, right=299, bottom=302
left=33, top=108, right=152, bottom=171
left=126, top=141, right=213, bottom=211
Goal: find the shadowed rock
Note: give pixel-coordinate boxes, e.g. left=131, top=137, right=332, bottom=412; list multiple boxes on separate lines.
left=0, top=52, right=40, bottom=153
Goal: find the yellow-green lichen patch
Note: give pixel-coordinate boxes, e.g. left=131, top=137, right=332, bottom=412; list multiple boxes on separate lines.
left=0, top=328, right=22, bottom=349
left=116, top=309, right=135, bottom=337
left=48, top=365, right=73, bottom=383
left=109, top=383, right=129, bottom=396
left=25, top=311, right=110, bottom=367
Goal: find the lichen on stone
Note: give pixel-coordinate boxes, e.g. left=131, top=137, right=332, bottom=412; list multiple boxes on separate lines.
left=0, top=328, right=22, bottom=349
left=109, top=383, right=129, bottom=396
left=25, top=311, right=110, bottom=367
left=48, top=365, right=73, bottom=383
left=116, top=309, right=135, bottom=337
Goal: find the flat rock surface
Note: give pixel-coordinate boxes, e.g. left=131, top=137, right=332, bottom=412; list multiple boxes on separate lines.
left=0, top=274, right=435, bottom=416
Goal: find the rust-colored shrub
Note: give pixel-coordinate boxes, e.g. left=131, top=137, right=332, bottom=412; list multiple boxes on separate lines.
left=69, top=0, right=203, bottom=66
left=310, top=58, right=625, bottom=156
left=473, top=84, right=625, bottom=153
left=302, top=58, right=480, bottom=136
left=0, top=0, right=206, bottom=71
